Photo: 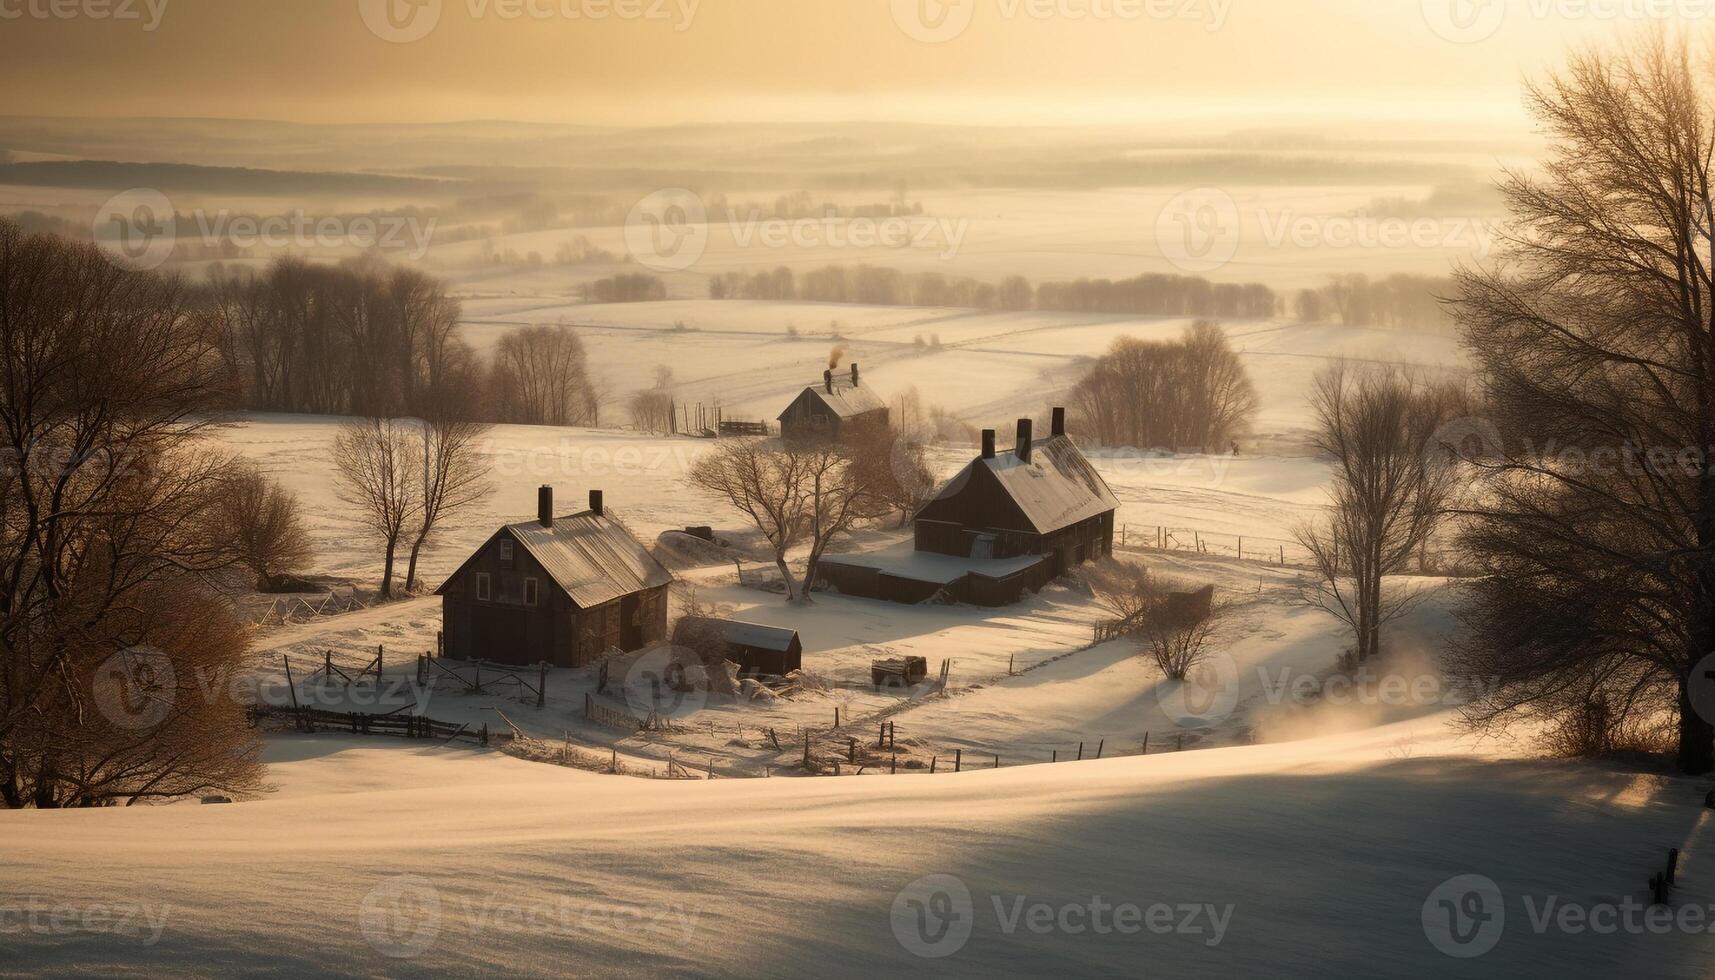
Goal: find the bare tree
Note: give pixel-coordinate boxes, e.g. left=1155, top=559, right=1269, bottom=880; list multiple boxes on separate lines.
left=216, top=461, right=314, bottom=591
left=1068, top=322, right=1258, bottom=449
left=797, top=442, right=889, bottom=603
left=689, top=438, right=885, bottom=603
left=1085, top=560, right=1223, bottom=679
left=1450, top=35, right=1715, bottom=772
left=851, top=426, right=937, bottom=527
left=1292, top=362, right=1461, bottom=662
left=628, top=389, right=675, bottom=433
left=488, top=322, right=598, bottom=426
left=689, top=439, right=808, bottom=600
left=1140, top=583, right=1223, bottom=681
left=333, top=417, right=421, bottom=600
left=0, top=220, right=263, bottom=807
left=403, top=418, right=491, bottom=594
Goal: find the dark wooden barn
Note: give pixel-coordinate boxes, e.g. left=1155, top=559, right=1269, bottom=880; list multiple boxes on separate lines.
left=778, top=363, right=890, bottom=443
left=436, top=487, right=673, bottom=668
left=913, top=409, right=1119, bottom=578
left=673, top=617, right=803, bottom=679
left=818, top=407, right=1119, bottom=607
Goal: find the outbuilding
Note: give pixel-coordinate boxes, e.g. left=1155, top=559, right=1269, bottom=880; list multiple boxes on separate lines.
left=673, top=617, right=804, bottom=679
left=778, top=363, right=890, bottom=443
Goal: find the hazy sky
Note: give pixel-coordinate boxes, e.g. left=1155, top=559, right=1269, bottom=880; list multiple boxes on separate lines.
left=0, top=0, right=1697, bottom=126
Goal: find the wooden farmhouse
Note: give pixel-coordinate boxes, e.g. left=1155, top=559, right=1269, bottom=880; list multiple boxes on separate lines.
left=819, top=408, right=1119, bottom=606
left=778, top=363, right=890, bottom=443
left=436, top=487, right=673, bottom=667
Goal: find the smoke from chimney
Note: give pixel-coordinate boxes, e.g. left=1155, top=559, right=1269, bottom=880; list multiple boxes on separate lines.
left=828, top=344, right=847, bottom=370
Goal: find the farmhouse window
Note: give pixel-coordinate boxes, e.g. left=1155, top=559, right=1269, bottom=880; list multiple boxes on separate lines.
left=524, top=577, right=539, bottom=607
left=476, top=573, right=492, bottom=602
left=499, top=540, right=514, bottom=565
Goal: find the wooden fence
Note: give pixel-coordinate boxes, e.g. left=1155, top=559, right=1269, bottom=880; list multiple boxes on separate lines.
left=248, top=703, right=495, bottom=746
left=1119, top=524, right=1301, bottom=567
left=253, top=590, right=369, bottom=627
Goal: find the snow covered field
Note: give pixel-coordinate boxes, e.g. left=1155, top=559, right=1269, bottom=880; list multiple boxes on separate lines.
left=7, top=291, right=1692, bottom=978
left=6, top=717, right=1712, bottom=976
left=457, top=299, right=1466, bottom=446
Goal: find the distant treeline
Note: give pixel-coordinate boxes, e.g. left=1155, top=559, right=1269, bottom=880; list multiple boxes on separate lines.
left=203, top=257, right=597, bottom=425
left=1289, top=273, right=1457, bottom=333
left=705, top=263, right=1458, bottom=331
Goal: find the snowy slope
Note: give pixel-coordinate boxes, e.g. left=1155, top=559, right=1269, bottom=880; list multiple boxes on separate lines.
left=4, top=719, right=1710, bottom=977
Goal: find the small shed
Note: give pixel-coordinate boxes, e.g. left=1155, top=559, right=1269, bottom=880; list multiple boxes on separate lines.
left=778, top=363, right=890, bottom=443
left=674, top=616, right=804, bottom=679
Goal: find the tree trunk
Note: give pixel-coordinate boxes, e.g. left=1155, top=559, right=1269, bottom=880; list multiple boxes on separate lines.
left=1681, top=667, right=1715, bottom=774
left=774, top=555, right=799, bottom=603
left=381, top=540, right=398, bottom=600
left=404, top=533, right=427, bottom=594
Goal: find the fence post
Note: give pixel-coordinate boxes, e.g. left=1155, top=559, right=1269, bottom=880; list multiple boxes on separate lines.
left=539, top=662, right=547, bottom=708
left=481, top=723, right=489, bottom=746
left=1142, top=732, right=1149, bottom=754
left=1077, top=741, right=1084, bottom=761
left=1096, top=739, right=1104, bottom=759
left=878, top=721, right=886, bottom=748
left=376, top=644, right=384, bottom=681
left=955, top=749, right=962, bottom=773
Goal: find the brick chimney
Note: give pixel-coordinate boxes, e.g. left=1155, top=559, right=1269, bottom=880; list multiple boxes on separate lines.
left=851, top=363, right=860, bottom=387
left=589, top=490, right=604, bottom=517
left=824, top=369, right=834, bottom=394
left=1016, top=418, right=1034, bottom=463
left=1052, top=406, right=1067, bottom=438
left=981, top=429, right=996, bottom=460
left=538, top=486, right=554, bottom=528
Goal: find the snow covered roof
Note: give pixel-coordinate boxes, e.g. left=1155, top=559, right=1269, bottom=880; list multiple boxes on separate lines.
left=509, top=512, right=673, bottom=608
left=440, top=510, right=673, bottom=609
left=779, top=378, right=888, bottom=421
left=820, top=541, right=1046, bottom=585
left=928, top=434, right=1120, bottom=536
left=677, top=617, right=799, bottom=651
